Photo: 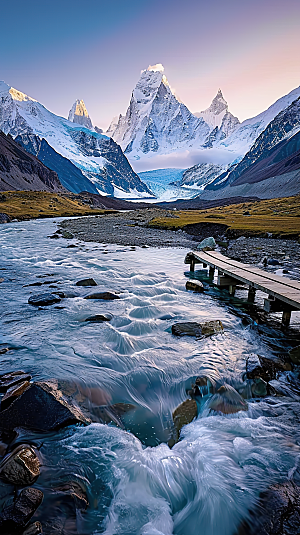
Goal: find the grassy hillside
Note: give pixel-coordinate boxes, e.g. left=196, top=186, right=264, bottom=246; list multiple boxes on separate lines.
left=148, top=195, right=300, bottom=238
left=0, top=191, right=112, bottom=220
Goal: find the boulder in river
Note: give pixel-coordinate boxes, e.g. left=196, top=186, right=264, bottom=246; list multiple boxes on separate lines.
left=75, top=278, right=97, bottom=287
left=0, top=381, right=90, bottom=432
left=251, top=377, right=268, bottom=397
left=84, top=313, right=113, bottom=322
left=171, top=320, right=223, bottom=337
left=28, top=293, right=61, bottom=306
left=0, top=213, right=11, bottom=224
left=84, top=292, right=120, bottom=300
left=1, top=380, right=31, bottom=411
left=0, top=445, right=40, bottom=485
left=0, top=372, right=31, bottom=394
left=238, top=481, right=300, bottom=535
left=185, top=280, right=204, bottom=292
left=196, top=236, right=216, bottom=250
left=246, top=354, right=291, bottom=383
left=172, top=399, right=198, bottom=443
left=0, top=487, right=43, bottom=532
left=207, top=384, right=248, bottom=414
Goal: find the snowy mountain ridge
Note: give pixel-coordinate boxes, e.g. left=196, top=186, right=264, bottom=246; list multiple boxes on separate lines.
left=0, top=81, right=152, bottom=198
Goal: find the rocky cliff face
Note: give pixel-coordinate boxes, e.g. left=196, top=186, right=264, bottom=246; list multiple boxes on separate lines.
left=179, top=163, right=227, bottom=190
left=0, top=131, right=66, bottom=192
left=0, top=82, right=152, bottom=198
left=207, top=96, right=300, bottom=191
left=68, top=99, right=93, bottom=130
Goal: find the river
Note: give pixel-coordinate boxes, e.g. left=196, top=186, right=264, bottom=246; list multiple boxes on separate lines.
left=1, top=217, right=300, bottom=535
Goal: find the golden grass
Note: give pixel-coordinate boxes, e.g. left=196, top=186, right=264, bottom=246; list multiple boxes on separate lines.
left=148, top=195, right=300, bottom=237
left=0, top=191, right=112, bottom=220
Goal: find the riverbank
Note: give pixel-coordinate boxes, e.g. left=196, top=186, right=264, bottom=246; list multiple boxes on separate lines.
left=60, top=211, right=300, bottom=278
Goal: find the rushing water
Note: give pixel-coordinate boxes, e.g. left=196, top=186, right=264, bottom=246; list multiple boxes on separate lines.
left=1, top=218, right=300, bottom=535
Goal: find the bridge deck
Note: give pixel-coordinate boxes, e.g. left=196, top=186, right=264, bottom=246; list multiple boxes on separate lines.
left=188, top=250, right=300, bottom=310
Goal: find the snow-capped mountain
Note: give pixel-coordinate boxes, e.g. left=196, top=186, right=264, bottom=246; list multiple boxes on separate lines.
left=107, top=64, right=211, bottom=158
left=199, top=95, right=300, bottom=200
left=68, top=99, right=93, bottom=130
left=195, top=89, right=240, bottom=137
left=0, top=81, right=153, bottom=198
left=107, top=64, right=300, bottom=187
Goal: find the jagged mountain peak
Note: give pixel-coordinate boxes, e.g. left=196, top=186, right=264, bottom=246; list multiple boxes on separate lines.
left=205, top=89, right=228, bottom=114
left=195, top=88, right=239, bottom=132
left=68, top=99, right=93, bottom=130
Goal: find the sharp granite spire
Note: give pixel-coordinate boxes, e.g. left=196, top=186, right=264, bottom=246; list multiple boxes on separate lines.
left=68, top=99, right=93, bottom=130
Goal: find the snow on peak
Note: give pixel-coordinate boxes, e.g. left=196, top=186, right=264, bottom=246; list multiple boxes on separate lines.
left=68, top=99, right=93, bottom=129
left=0, top=82, right=36, bottom=103
left=146, top=63, right=164, bottom=73
left=204, top=89, right=228, bottom=115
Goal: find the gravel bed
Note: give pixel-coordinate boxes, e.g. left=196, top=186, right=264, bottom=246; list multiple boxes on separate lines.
left=59, top=211, right=196, bottom=248
left=225, top=236, right=300, bottom=280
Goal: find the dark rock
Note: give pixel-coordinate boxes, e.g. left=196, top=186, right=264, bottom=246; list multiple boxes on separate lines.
left=268, top=258, right=280, bottom=266
left=246, top=354, right=291, bottom=383
left=0, top=445, right=40, bottom=485
left=55, top=481, right=88, bottom=510
left=251, top=377, right=268, bottom=397
left=0, top=214, right=11, bottom=224
left=171, top=320, right=223, bottom=337
left=0, top=374, right=32, bottom=394
left=0, top=348, right=10, bottom=355
left=75, top=278, right=97, bottom=287
left=0, top=381, right=90, bottom=432
left=186, top=280, right=204, bottom=292
left=61, top=231, right=73, bottom=239
left=49, top=234, right=60, bottom=239
left=84, top=291, right=120, bottom=300
left=1, top=381, right=31, bottom=411
left=172, top=399, right=198, bottom=443
left=208, top=384, right=248, bottom=414
left=0, top=487, right=43, bottom=532
left=238, top=481, right=300, bottom=535
left=22, top=521, right=43, bottom=534
left=67, top=244, right=77, bottom=248
left=289, top=345, right=300, bottom=365
left=28, top=293, right=61, bottom=306
left=84, top=314, right=113, bottom=322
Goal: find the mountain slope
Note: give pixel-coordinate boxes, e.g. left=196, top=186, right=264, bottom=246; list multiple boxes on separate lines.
left=0, top=131, right=66, bottom=193
left=0, top=81, right=152, bottom=198
left=15, top=134, right=99, bottom=194
left=198, top=97, right=300, bottom=200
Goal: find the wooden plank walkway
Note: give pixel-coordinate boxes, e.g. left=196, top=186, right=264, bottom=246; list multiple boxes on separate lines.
left=186, top=250, right=300, bottom=327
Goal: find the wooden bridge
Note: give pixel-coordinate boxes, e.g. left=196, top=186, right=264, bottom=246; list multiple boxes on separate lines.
left=185, top=250, right=300, bottom=328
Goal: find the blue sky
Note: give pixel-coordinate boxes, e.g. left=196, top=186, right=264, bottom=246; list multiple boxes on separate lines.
left=1, top=0, right=300, bottom=129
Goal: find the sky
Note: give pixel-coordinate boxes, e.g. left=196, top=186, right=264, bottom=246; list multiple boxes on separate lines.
left=1, top=0, right=300, bottom=131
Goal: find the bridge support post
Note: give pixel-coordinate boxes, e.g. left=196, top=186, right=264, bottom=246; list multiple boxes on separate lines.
left=248, top=286, right=256, bottom=303
left=229, top=285, right=236, bottom=296
left=190, top=259, right=195, bottom=272
left=209, top=266, right=215, bottom=279
left=282, top=309, right=291, bottom=329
